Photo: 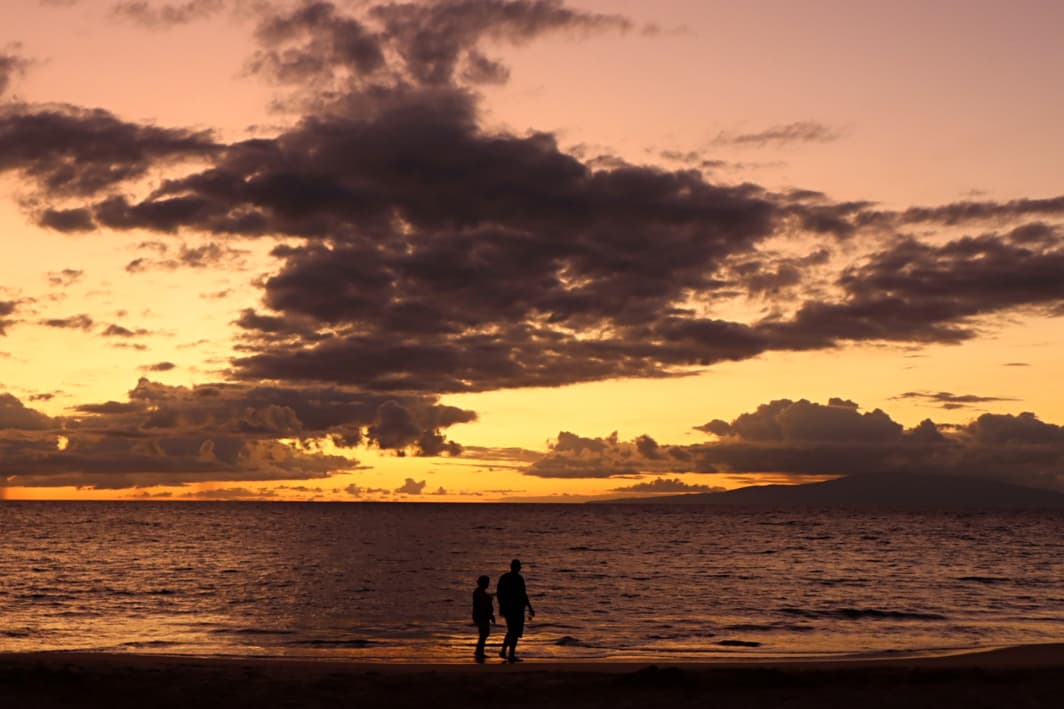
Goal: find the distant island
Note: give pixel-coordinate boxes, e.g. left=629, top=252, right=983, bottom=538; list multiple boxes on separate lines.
left=599, top=472, right=1064, bottom=510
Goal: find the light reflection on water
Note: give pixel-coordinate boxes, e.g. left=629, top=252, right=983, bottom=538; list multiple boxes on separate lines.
left=1, top=501, right=1063, bottom=661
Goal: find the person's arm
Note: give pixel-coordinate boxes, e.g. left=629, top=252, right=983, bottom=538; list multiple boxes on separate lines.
left=523, top=579, right=535, bottom=617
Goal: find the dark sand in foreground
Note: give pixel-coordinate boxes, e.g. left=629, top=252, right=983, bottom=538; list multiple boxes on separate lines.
left=2, top=645, right=1063, bottom=708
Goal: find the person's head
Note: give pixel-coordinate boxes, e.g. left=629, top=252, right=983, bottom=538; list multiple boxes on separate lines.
left=510, top=559, right=521, bottom=572
left=477, top=575, right=489, bottom=589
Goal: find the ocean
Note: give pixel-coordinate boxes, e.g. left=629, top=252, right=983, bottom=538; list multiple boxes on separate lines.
left=1, top=501, right=1062, bottom=662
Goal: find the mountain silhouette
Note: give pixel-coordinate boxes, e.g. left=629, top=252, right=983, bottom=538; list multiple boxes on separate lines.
left=603, top=472, right=1064, bottom=510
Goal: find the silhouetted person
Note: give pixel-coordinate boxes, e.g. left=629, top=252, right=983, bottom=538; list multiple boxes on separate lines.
left=496, top=558, right=534, bottom=662
left=472, top=574, right=495, bottom=661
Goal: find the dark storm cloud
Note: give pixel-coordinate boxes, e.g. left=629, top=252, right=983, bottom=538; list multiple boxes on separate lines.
left=39, top=314, right=93, bottom=330
left=0, top=103, right=218, bottom=200
left=0, top=380, right=475, bottom=488
left=894, top=391, right=1019, bottom=410
left=712, top=121, right=842, bottom=148
left=526, top=399, right=1064, bottom=492
left=112, top=0, right=226, bottom=26
left=177, top=95, right=780, bottom=390
left=12, top=0, right=1064, bottom=402
left=75, top=91, right=1064, bottom=392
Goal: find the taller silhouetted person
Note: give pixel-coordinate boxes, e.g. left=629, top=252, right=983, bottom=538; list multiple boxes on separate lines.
left=496, top=558, right=535, bottom=662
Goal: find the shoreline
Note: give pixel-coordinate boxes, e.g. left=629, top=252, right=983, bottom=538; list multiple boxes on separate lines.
left=5, top=641, right=1064, bottom=670
left=7, top=640, right=1064, bottom=668
left=3, top=643, right=1064, bottom=708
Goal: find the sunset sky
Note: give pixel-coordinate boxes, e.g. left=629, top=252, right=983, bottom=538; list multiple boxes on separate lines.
left=1, top=0, right=1063, bottom=501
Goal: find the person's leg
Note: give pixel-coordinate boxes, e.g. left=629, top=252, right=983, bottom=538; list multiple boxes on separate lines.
left=506, top=617, right=524, bottom=660
left=475, top=622, right=488, bottom=657
left=508, top=635, right=520, bottom=660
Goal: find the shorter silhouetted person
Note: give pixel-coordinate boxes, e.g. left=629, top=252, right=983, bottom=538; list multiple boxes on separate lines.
left=496, top=558, right=535, bottom=662
left=472, top=574, right=495, bottom=661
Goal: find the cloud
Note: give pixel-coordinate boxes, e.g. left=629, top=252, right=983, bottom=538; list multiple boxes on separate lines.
left=0, top=103, right=218, bottom=201
left=248, top=0, right=630, bottom=93
left=46, top=269, right=83, bottom=287
left=344, top=482, right=389, bottom=497
left=894, top=391, right=1019, bottom=410
left=529, top=399, right=1064, bottom=492
left=367, top=399, right=472, bottom=455
left=102, top=323, right=152, bottom=337
left=697, top=398, right=903, bottom=443
left=0, top=48, right=31, bottom=98
left=712, top=121, right=842, bottom=148
left=141, top=361, right=177, bottom=372
left=9, top=0, right=1064, bottom=403
left=891, top=199, right=1064, bottom=227
left=693, top=398, right=1064, bottom=491
left=39, top=314, right=93, bottom=330
left=112, top=0, right=226, bottom=27
left=525, top=431, right=693, bottom=478
left=0, top=300, right=17, bottom=335
left=395, top=477, right=426, bottom=494
left=0, top=393, right=55, bottom=429
left=179, top=486, right=277, bottom=500
left=611, top=477, right=722, bottom=494
left=761, top=229, right=1064, bottom=350
left=125, top=242, right=248, bottom=272
left=0, top=380, right=475, bottom=488
left=37, top=207, right=96, bottom=232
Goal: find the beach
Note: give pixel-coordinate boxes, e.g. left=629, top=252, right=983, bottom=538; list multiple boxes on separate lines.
left=2, top=645, right=1063, bottom=708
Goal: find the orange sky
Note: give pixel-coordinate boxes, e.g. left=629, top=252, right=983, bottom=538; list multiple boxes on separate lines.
left=1, top=0, right=1063, bottom=502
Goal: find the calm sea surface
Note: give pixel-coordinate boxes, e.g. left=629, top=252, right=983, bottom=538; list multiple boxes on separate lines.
left=1, top=502, right=1062, bottom=662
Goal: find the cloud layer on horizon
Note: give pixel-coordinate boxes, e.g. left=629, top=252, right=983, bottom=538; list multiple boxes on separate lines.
left=0, top=379, right=473, bottom=488
left=523, top=398, right=1064, bottom=493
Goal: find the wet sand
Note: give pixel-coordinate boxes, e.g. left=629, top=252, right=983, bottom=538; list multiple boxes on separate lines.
left=2, top=644, right=1063, bottom=708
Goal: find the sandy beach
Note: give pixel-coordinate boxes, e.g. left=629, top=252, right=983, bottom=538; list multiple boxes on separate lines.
left=2, top=645, right=1063, bottom=708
